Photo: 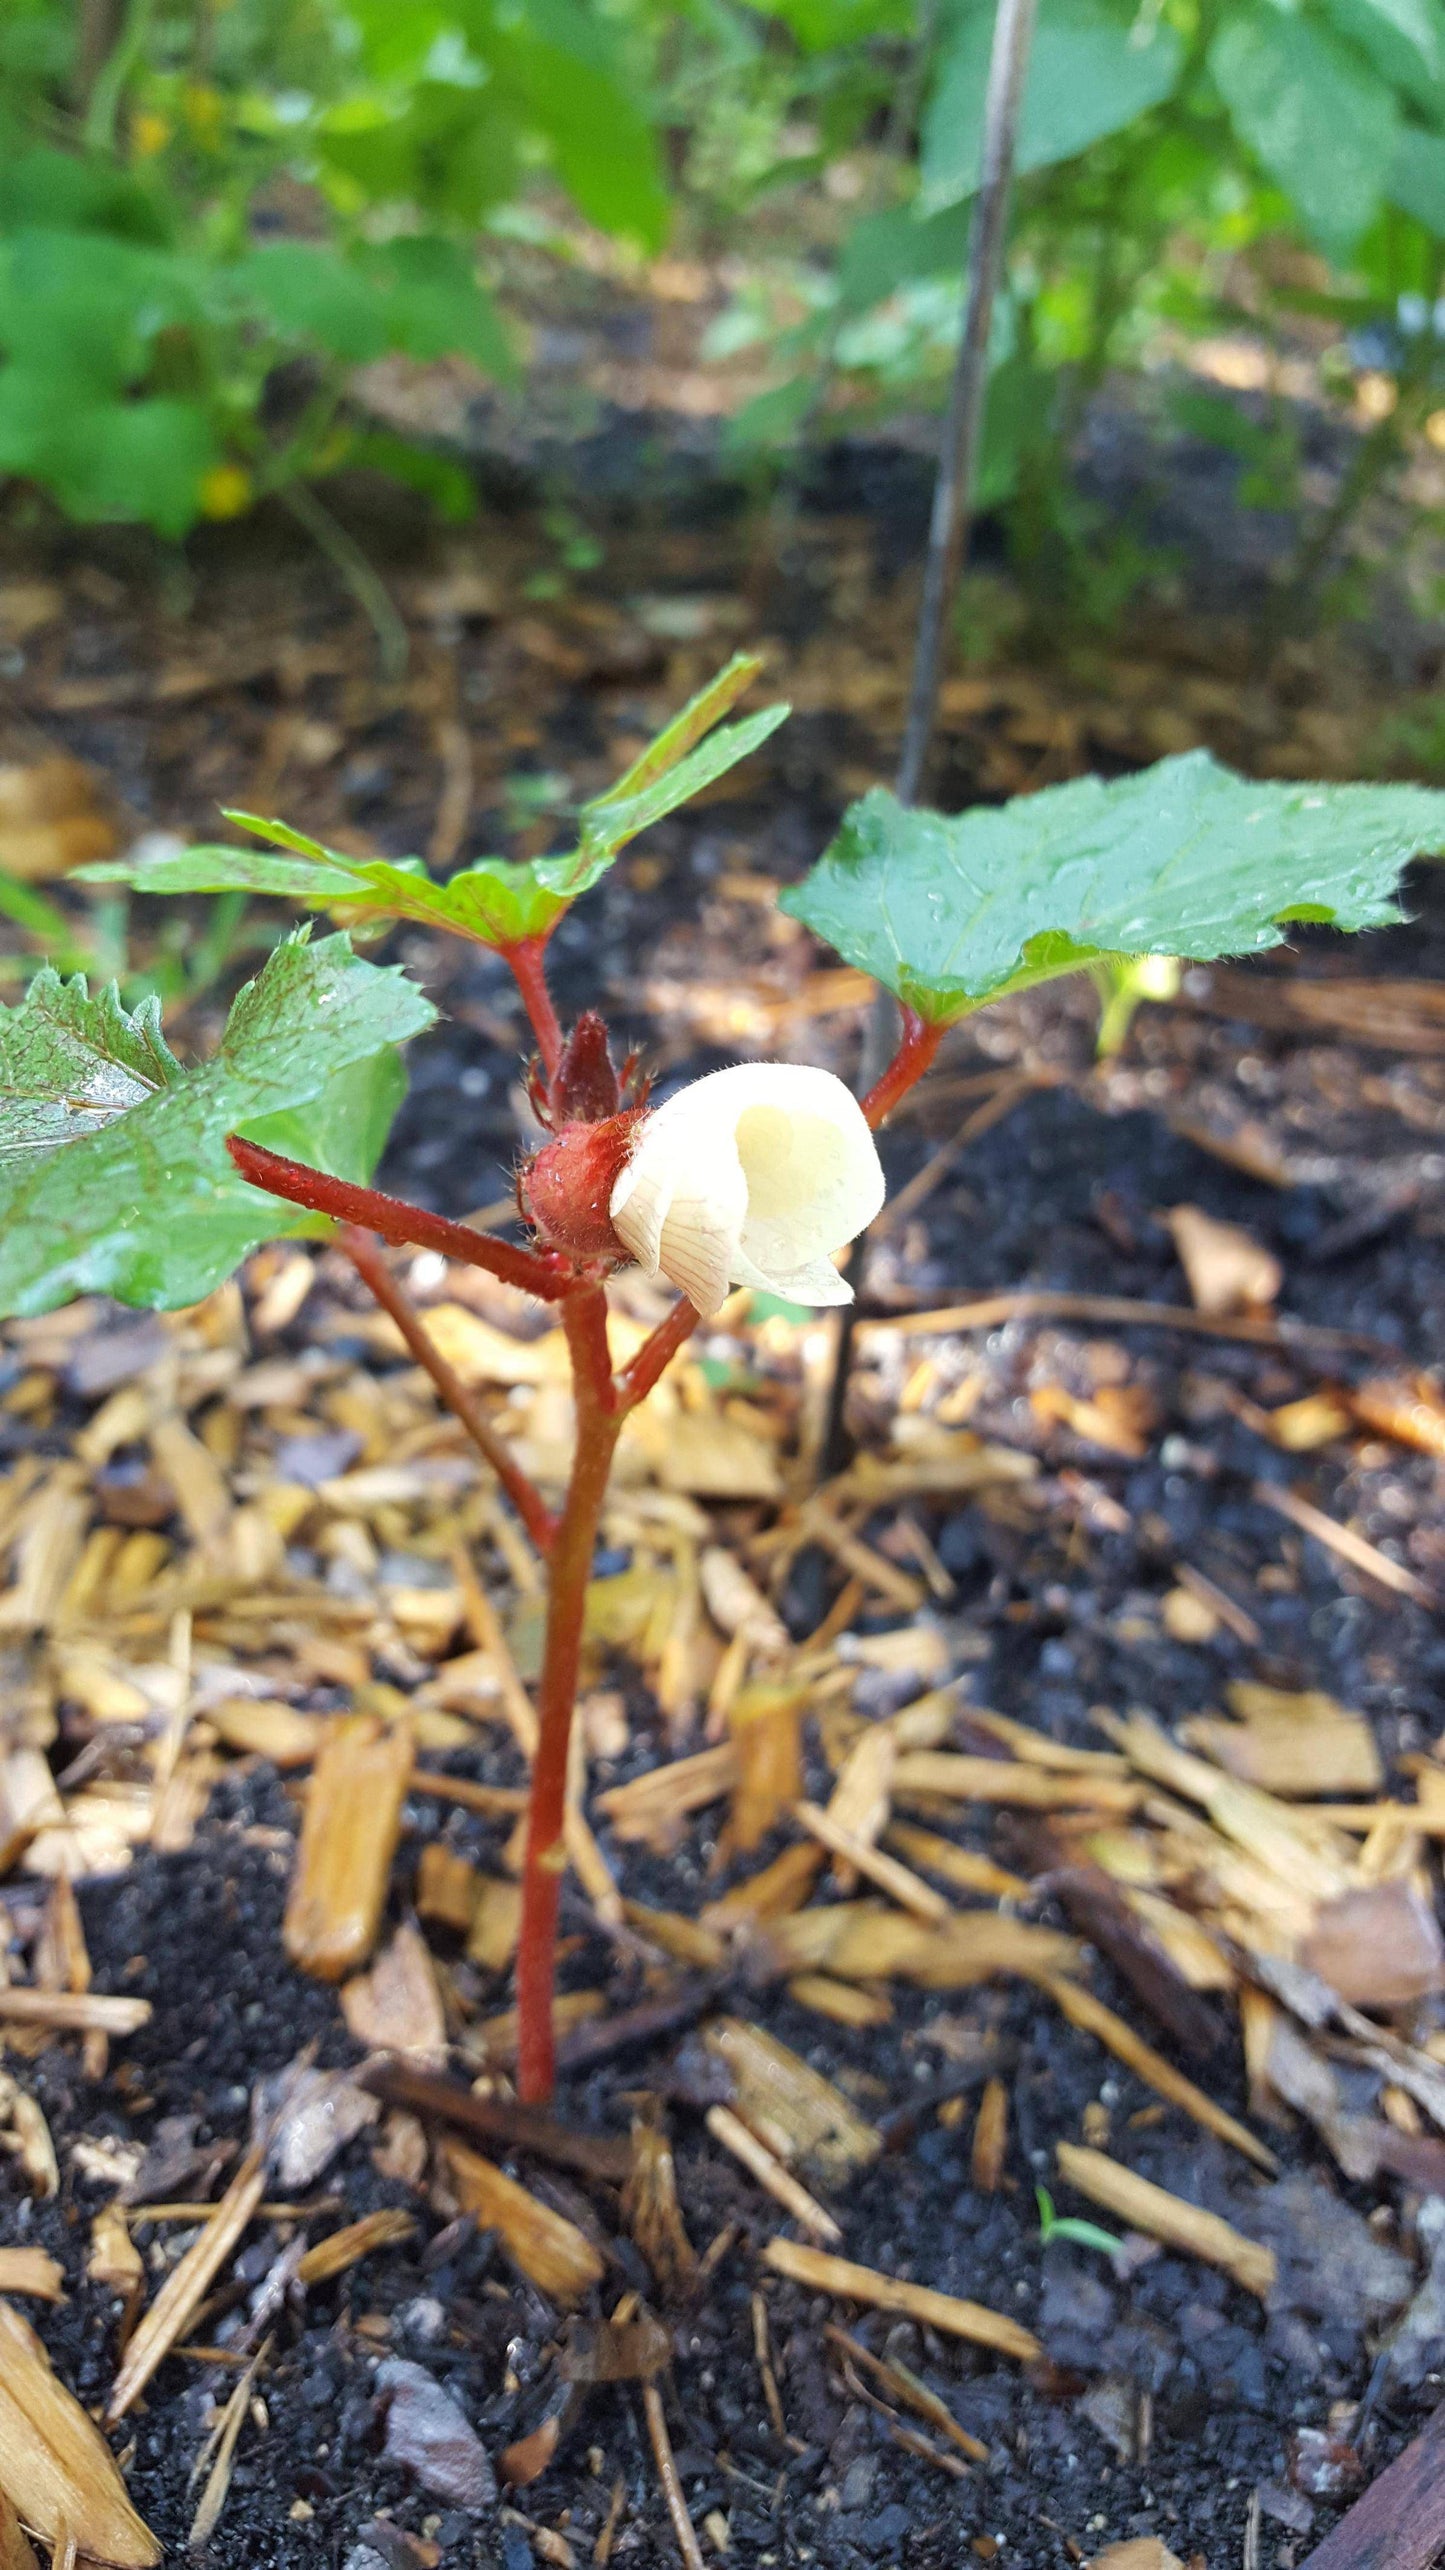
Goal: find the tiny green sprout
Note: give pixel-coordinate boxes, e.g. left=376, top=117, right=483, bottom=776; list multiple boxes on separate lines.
left=1036, top=2185, right=1126, bottom=2261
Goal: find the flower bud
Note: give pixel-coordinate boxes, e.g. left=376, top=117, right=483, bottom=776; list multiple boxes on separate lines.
left=520, top=1110, right=642, bottom=1262
left=609, top=1062, right=885, bottom=1319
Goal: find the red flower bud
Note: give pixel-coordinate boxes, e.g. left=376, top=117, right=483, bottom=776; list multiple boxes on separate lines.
left=520, top=1109, right=642, bottom=1263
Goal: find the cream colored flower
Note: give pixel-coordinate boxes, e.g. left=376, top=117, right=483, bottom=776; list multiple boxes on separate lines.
left=609, top=1062, right=885, bottom=1320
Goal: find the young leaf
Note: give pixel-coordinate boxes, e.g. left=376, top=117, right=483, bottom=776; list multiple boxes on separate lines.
left=82, top=659, right=789, bottom=948
left=780, top=752, right=1445, bottom=1024
left=0, top=934, right=434, bottom=1317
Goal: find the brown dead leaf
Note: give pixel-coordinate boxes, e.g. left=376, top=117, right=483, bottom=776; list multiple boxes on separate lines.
left=341, top=1923, right=447, bottom=2063
left=0, top=2484, right=38, bottom=2570
left=1267, top=1393, right=1353, bottom=1451
left=624, top=2107, right=697, bottom=2299
left=1300, top=1877, right=1445, bottom=2008
left=728, top=1681, right=804, bottom=1854
left=205, top=1698, right=326, bottom=1766
left=596, top=1744, right=736, bottom=1851
left=0, top=760, right=116, bottom=882
left=415, top=1843, right=481, bottom=1934
left=1031, top=1382, right=1156, bottom=1458
left=466, top=1876, right=523, bottom=1973
left=1165, top=1206, right=1282, bottom=1317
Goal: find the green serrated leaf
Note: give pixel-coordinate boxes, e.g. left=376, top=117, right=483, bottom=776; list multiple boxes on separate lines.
left=241, top=1042, right=409, bottom=1185
left=81, top=661, right=790, bottom=949
left=779, top=753, right=1445, bottom=1023
left=0, top=970, right=182, bottom=1162
left=0, top=934, right=434, bottom=1318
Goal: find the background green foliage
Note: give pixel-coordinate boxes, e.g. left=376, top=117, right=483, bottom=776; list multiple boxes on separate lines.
left=0, top=0, right=669, bottom=536
left=3, top=0, right=1444, bottom=615
left=704, top=0, right=1445, bottom=629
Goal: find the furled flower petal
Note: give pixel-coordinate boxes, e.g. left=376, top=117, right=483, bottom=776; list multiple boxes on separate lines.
left=609, top=1062, right=885, bottom=1319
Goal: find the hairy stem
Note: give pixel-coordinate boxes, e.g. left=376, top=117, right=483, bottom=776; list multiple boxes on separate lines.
left=860, top=1012, right=945, bottom=1128
left=226, top=1136, right=569, bottom=1300
left=621, top=1296, right=701, bottom=1411
left=505, top=936, right=565, bottom=1084
left=516, top=1283, right=620, bottom=2103
left=340, top=1227, right=557, bottom=1555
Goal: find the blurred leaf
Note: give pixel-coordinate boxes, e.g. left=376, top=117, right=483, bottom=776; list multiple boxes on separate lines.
left=1321, top=0, right=1444, bottom=106
left=317, top=83, right=525, bottom=228
left=741, top=0, right=912, bottom=46
left=228, top=240, right=392, bottom=363
left=779, top=753, right=1445, bottom=1023
left=923, top=0, right=1183, bottom=208
left=478, top=0, right=671, bottom=249
left=360, top=235, right=512, bottom=372
left=0, top=226, right=205, bottom=385
left=836, top=202, right=971, bottom=314
left=341, top=429, right=478, bottom=522
left=1209, top=8, right=1397, bottom=258
left=1390, top=122, right=1445, bottom=233
left=0, top=934, right=435, bottom=1317
left=0, top=145, right=173, bottom=243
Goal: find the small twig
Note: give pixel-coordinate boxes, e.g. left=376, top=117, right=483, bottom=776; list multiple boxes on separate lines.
left=278, top=482, right=409, bottom=681
left=358, top=2059, right=632, bottom=2182
left=187, top=2335, right=270, bottom=2551
left=705, top=2104, right=843, bottom=2244
left=0, top=1989, right=150, bottom=2035
left=751, top=2292, right=788, bottom=2439
left=643, top=2382, right=707, bottom=2570
left=341, top=1226, right=556, bottom=1554
left=551, top=1974, right=727, bottom=2075
left=855, top=1288, right=1398, bottom=1359
left=1254, top=1478, right=1443, bottom=1611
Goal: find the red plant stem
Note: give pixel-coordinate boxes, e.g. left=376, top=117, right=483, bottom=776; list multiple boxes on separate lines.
left=504, top=936, right=564, bottom=1083
left=620, top=1296, right=701, bottom=1411
left=226, top=1135, right=568, bottom=1299
left=339, top=1226, right=557, bottom=1556
left=516, top=1281, right=620, bottom=2103
left=860, top=1009, right=945, bottom=1129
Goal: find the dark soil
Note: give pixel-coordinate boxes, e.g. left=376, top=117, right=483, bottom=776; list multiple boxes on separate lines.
left=5, top=422, right=1445, bottom=2570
